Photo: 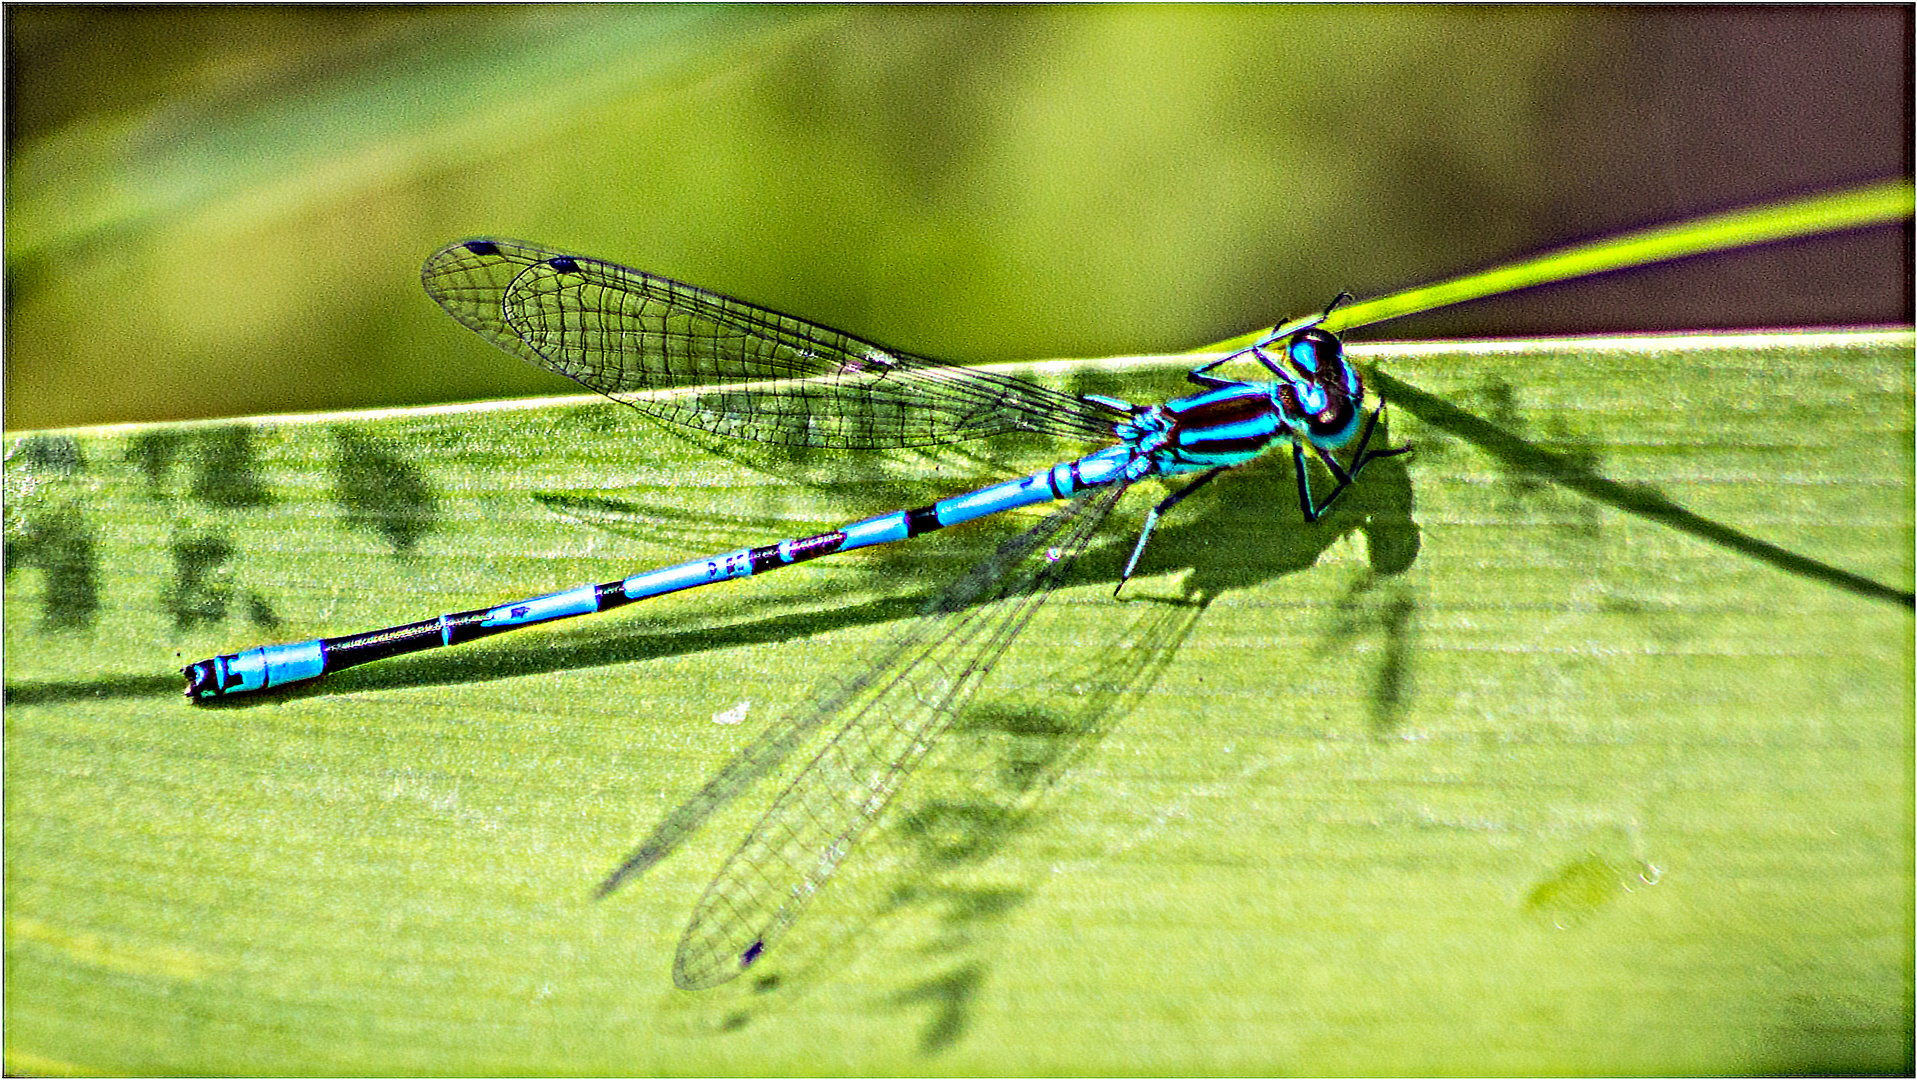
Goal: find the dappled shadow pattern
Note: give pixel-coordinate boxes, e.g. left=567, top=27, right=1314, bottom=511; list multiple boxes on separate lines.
left=188, top=426, right=274, bottom=509
left=4, top=502, right=101, bottom=631
left=5, top=435, right=101, bottom=630
left=329, top=426, right=440, bottom=554
left=164, top=530, right=237, bottom=630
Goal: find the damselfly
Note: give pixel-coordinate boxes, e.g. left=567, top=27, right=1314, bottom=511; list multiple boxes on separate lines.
left=178, top=182, right=1910, bottom=989
left=183, top=238, right=1407, bottom=987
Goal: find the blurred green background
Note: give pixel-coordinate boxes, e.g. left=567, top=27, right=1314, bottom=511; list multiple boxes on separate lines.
left=5, top=5, right=1910, bottom=431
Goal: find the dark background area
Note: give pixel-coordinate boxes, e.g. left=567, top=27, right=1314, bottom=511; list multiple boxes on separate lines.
left=6, top=6, right=1910, bottom=430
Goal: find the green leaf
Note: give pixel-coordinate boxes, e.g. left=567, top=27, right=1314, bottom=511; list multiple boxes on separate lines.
left=5, top=329, right=1911, bottom=1073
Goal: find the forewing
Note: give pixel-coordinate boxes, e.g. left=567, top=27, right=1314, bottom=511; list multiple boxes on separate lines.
left=422, top=238, right=1123, bottom=448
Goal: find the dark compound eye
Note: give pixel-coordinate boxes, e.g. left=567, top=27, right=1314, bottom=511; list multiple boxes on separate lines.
left=1287, top=327, right=1343, bottom=376
left=1307, top=397, right=1354, bottom=437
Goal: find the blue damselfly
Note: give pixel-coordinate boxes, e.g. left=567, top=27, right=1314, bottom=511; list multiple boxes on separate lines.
left=179, top=183, right=1910, bottom=988
left=184, top=238, right=1406, bottom=987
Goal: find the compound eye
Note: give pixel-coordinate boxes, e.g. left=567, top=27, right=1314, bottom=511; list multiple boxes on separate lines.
left=1287, top=327, right=1342, bottom=377
left=1307, top=397, right=1355, bottom=438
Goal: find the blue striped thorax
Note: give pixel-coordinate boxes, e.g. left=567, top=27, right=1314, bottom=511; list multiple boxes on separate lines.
left=1124, top=385, right=1287, bottom=474
left=1109, top=326, right=1367, bottom=479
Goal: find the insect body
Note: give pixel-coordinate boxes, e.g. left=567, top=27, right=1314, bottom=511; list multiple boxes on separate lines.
left=184, top=239, right=1407, bottom=987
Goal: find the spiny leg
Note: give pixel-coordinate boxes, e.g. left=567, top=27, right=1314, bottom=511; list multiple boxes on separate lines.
left=1116, top=467, right=1227, bottom=594
left=1296, top=404, right=1413, bottom=522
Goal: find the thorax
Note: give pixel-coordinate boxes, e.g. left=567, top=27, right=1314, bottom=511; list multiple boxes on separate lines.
left=1121, top=382, right=1291, bottom=474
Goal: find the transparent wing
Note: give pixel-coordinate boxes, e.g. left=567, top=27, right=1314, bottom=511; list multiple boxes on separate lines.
left=422, top=238, right=1125, bottom=449
left=669, top=480, right=1129, bottom=989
